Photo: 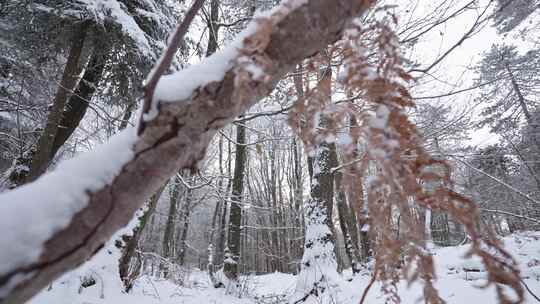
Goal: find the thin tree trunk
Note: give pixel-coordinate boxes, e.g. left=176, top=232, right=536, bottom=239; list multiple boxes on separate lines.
left=119, top=182, right=167, bottom=291
left=161, top=175, right=181, bottom=277
left=346, top=115, right=371, bottom=261
left=49, top=47, right=108, bottom=159
left=6, top=42, right=107, bottom=189
left=177, top=185, right=192, bottom=266
left=25, top=22, right=90, bottom=183
left=335, top=170, right=361, bottom=274
left=224, top=122, right=247, bottom=281
left=10, top=22, right=88, bottom=186
left=292, top=137, right=304, bottom=274
left=206, top=0, right=219, bottom=57
left=505, top=62, right=531, bottom=123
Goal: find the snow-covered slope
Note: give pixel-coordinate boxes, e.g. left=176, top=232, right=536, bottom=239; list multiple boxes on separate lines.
left=30, top=231, right=540, bottom=304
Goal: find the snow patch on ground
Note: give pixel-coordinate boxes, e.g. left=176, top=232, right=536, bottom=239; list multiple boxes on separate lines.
left=29, top=231, right=540, bottom=303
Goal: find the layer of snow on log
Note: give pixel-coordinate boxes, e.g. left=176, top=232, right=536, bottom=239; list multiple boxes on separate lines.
left=150, top=0, right=309, bottom=113
left=0, top=127, right=137, bottom=293
left=151, top=22, right=259, bottom=105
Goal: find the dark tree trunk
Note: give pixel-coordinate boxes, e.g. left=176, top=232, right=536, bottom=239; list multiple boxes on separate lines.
left=49, top=47, right=108, bottom=159
left=118, top=101, right=135, bottom=131
left=26, top=22, right=90, bottom=182
left=206, top=0, right=219, bottom=57
left=119, top=183, right=166, bottom=291
left=347, top=115, right=371, bottom=261
left=335, top=170, right=362, bottom=274
left=7, top=39, right=108, bottom=189
left=11, top=22, right=89, bottom=186
left=292, top=63, right=340, bottom=302
left=177, top=185, right=192, bottom=266
left=161, top=175, right=181, bottom=277
left=224, top=122, right=247, bottom=281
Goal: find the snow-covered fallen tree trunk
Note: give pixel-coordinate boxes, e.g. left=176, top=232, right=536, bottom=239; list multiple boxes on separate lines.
left=0, top=0, right=374, bottom=303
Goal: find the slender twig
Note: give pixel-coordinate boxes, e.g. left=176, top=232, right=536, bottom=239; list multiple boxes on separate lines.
left=452, top=156, right=540, bottom=207
left=521, top=278, right=540, bottom=303
left=137, top=0, right=206, bottom=134
left=359, top=269, right=378, bottom=304
left=413, top=77, right=505, bottom=100
left=480, top=208, right=540, bottom=225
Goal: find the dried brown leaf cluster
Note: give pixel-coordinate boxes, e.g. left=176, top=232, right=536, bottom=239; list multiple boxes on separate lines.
left=289, top=8, right=524, bottom=304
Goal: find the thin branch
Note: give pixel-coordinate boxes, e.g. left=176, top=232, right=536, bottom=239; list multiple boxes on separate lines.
left=480, top=208, right=540, bottom=225
left=413, top=77, right=505, bottom=100
left=138, top=0, right=206, bottom=134
left=452, top=156, right=540, bottom=207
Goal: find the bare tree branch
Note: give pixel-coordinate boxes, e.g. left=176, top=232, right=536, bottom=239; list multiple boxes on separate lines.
left=480, top=208, right=540, bottom=225
left=138, top=0, right=206, bottom=134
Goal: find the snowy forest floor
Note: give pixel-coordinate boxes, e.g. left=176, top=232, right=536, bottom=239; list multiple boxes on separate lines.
left=30, top=231, right=540, bottom=304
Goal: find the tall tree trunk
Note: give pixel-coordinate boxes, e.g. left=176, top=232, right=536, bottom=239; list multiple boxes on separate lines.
left=204, top=0, right=226, bottom=277
left=49, top=47, right=108, bottom=159
left=9, top=22, right=89, bottom=187
left=26, top=22, right=90, bottom=182
left=292, top=63, right=339, bottom=303
left=161, top=175, right=181, bottom=277
left=224, top=122, right=247, bottom=281
left=292, top=137, right=304, bottom=274
left=7, top=40, right=108, bottom=189
left=292, top=137, right=339, bottom=303
left=119, top=183, right=167, bottom=291
left=206, top=0, right=219, bottom=57
left=335, top=170, right=362, bottom=274
left=504, top=62, right=531, bottom=123
left=208, top=134, right=225, bottom=287
left=345, top=115, right=371, bottom=261
left=177, top=185, right=192, bottom=266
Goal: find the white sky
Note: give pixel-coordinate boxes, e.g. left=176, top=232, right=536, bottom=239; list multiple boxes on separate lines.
left=394, top=0, right=537, bottom=147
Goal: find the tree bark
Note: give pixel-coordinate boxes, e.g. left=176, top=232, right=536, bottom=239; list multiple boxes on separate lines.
left=118, top=183, right=166, bottom=291
left=7, top=36, right=107, bottom=189
left=49, top=47, right=108, bottom=160
left=335, top=170, right=362, bottom=274
left=504, top=62, right=531, bottom=123
left=206, top=0, right=220, bottom=57
left=161, top=175, right=181, bottom=277
left=224, top=123, right=247, bottom=281
left=25, top=22, right=90, bottom=183
left=177, top=184, right=192, bottom=266
left=0, top=1, right=373, bottom=302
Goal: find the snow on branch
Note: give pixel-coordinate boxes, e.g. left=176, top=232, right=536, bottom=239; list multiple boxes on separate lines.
left=0, top=128, right=138, bottom=298
left=0, top=0, right=373, bottom=302
left=77, top=0, right=153, bottom=57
